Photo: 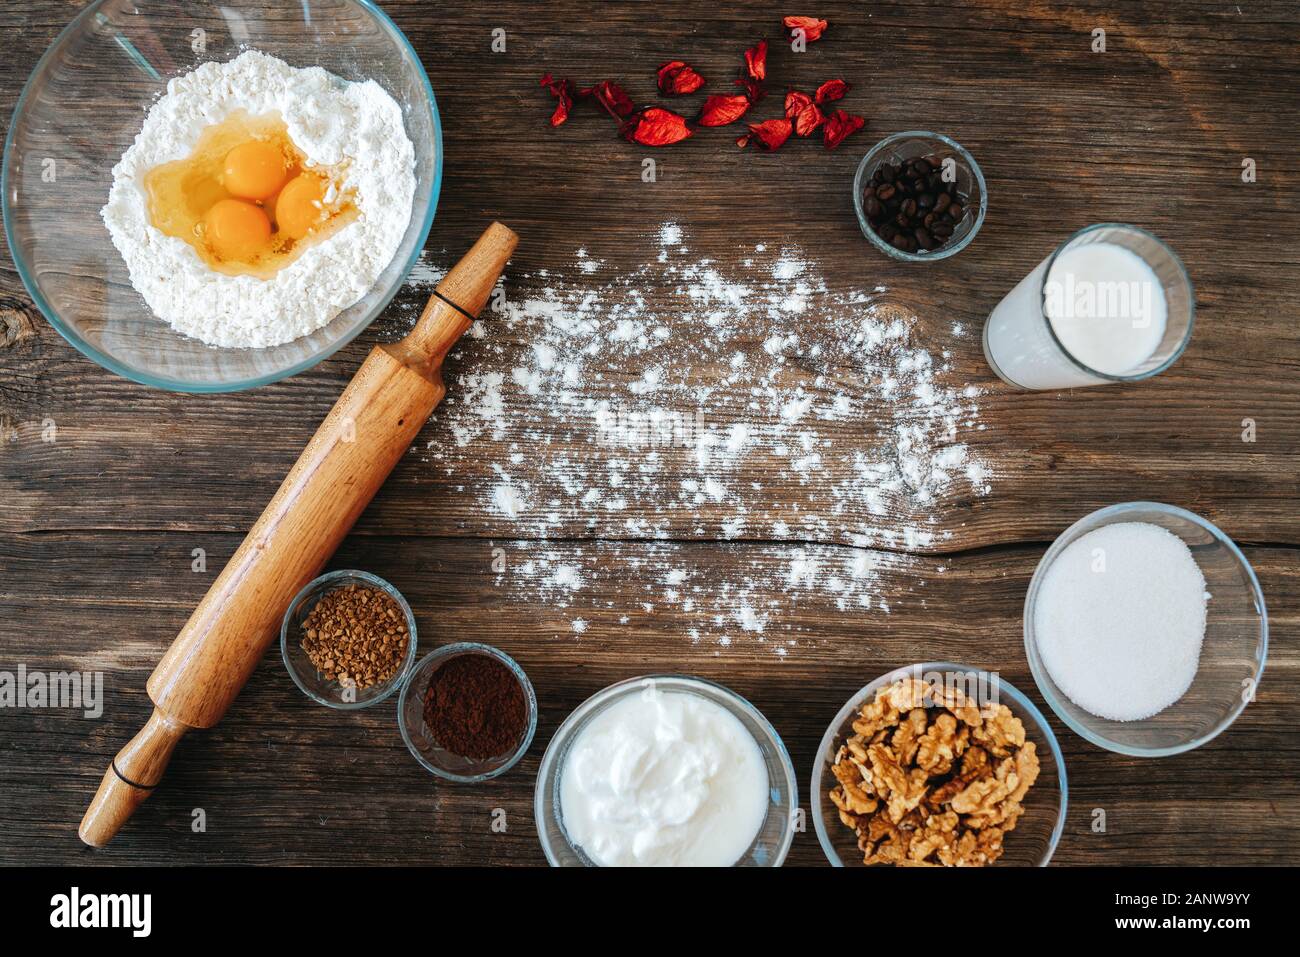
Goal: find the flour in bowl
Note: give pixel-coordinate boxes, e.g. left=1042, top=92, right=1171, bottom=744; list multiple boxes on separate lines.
left=101, top=51, right=416, bottom=348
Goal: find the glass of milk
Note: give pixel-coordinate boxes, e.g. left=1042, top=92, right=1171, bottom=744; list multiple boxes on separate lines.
left=982, top=224, right=1194, bottom=389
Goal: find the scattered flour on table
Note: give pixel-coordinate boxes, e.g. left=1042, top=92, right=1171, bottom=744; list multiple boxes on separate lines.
left=405, top=224, right=991, bottom=654
left=101, top=50, right=415, bottom=348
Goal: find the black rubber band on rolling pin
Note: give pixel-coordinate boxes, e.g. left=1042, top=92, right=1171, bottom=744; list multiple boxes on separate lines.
left=432, top=290, right=476, bottom=323
left=111, top=758, right=158, bottom=790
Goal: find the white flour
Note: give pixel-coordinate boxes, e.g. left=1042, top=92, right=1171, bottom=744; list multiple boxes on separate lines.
left=405, top=224, right=992, bottom=654
left=102, top=51, right=415, bottom=348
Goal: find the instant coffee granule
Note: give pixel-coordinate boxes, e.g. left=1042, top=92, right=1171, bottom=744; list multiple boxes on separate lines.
left=301, top=584, right=409, bottom=690
left=423, top=654, right=527, bottom=759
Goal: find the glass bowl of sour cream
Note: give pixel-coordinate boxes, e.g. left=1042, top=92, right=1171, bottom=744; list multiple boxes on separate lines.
left=535, top=675, right=799, bottom=867
left=2, top=0, right=441, bottom=392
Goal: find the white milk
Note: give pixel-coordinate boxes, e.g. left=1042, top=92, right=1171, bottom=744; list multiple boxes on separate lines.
left=984, top=241, right=1167, bottom=389
left=559, top=686, right=769, bottom=867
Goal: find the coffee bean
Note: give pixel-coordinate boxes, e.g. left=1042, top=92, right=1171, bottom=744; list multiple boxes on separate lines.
left=863, top=154, right=974, bottom=256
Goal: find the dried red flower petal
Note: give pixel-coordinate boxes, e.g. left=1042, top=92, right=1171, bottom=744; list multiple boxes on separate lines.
left=784, top=90, right=813, bottom=117
left=742, top=118, right=793, bottom=151
left=781, top=91, right=822, bottom=136
left=744, top=40, right=768, bottom=83
left=793, top=103, right=824, bottom=136
left=621, top=106, right=693, bottom=146
left=784, top=16, right=829, bottom=42
left=539, top=73, right=576, bottom=127
left=822, top=108, right=865, bottom=149
left=657, top=60, right=706, bottom=95
left=581, top=79, right=636, bottom=119
left=814, top=78, right=850, bottom=103
left=698, top=93, right=753, bottom=127
left=736, top=76, right=766, bottom=103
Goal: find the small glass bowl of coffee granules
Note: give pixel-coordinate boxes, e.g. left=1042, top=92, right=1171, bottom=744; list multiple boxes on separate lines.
left=853, top=130, right=987, bottom=262
left=280, top=570, right=419, bottom=709
left=397, top=643, right=538, bottom=782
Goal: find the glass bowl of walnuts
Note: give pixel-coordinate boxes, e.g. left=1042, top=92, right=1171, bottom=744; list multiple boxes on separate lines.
left=812, top=662, right=1067, bottom=866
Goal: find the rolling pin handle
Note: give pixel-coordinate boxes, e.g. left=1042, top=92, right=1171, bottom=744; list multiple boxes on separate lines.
left=392, top=222, right=519, bottom=374
left=435, top=221, right=518, bottom=320
left=79, top=707, right=190, bottom=847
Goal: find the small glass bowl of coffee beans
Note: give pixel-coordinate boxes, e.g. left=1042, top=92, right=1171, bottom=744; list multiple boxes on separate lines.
left=280, top=569, right=419, bottom=709
left=854, top=131, right=987, bottom=262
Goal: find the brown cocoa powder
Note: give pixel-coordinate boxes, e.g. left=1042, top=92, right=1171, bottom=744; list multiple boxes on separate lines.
left=422, top=653, right=527, bottom=759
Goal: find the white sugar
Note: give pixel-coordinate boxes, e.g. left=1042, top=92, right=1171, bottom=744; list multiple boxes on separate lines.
left=1033, top=522, right=1208, bottom=721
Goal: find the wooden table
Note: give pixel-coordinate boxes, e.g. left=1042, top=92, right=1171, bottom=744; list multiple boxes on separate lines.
left=1, top=0, right=1296, bottom=866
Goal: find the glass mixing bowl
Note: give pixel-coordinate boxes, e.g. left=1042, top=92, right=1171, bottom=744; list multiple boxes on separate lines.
left=535, top=675, right=799, bottom=867
left=812, top=662, right=1068, bottom=866
left=1024, top=502, right=1268, bottom=756
left=2, top=0, right=441, bottom=392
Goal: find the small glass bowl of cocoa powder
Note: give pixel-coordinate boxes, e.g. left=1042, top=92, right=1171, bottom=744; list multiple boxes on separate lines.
left=397, top=643, right=538, bottom=782
left=280, top=569, right=419, bottom=710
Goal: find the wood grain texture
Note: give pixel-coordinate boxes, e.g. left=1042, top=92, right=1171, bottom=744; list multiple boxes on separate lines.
left=1, top=0, right=1297, bottom=865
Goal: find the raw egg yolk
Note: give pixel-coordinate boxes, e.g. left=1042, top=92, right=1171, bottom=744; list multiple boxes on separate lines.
left=204, top=199, right=271, bottom=261
left=222, top=140, right=289, bottom=200
left=275, top=173, right=327, bottom=241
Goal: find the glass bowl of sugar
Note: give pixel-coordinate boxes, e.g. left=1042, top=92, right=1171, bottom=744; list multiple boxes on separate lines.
left=1025, top=502, right=1268, bottom=757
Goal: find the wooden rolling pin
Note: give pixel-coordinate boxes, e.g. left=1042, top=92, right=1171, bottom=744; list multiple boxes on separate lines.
left=79, top=222, right=519, bottom=847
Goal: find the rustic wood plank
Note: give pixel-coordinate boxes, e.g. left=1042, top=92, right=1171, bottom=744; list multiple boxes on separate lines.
left=2, top=1, right=1298, bottom=546
left=1, top=0, right=1297, bottom=865
left=0, top=532, right=1295, bottom=865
